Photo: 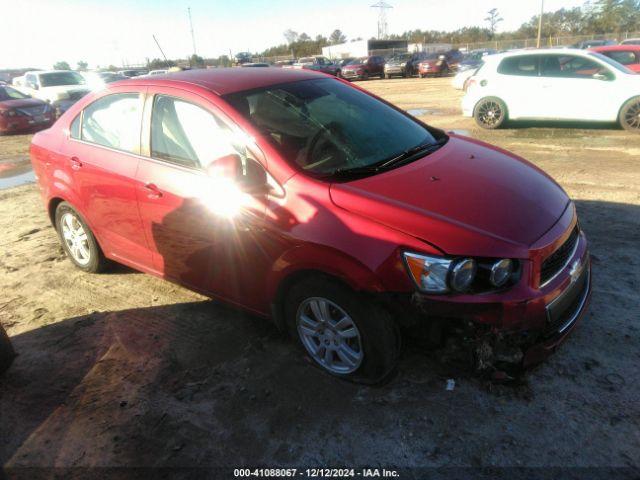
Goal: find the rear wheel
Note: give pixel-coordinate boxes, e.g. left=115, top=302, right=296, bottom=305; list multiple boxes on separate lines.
left=285, top=276, right=399, bottom=384
left=619, top=97, right=640, bottom=132
left=55, top=202, right=107, bottom=273
left=474, top=97, right=508, bottom=129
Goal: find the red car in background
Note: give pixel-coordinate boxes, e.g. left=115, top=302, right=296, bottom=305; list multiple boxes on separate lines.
left=0, top=85, right=55, bottom=135
left=418, top=50, right=465, bottom=77
left=30, top=68, right=590, bottom=382
left=590, top=45, right=640, bottom=72
left=340, top=56, right=386, bottom=80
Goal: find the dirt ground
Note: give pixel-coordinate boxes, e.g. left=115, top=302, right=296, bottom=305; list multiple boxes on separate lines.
left=1, top=77, right=639, bottom=476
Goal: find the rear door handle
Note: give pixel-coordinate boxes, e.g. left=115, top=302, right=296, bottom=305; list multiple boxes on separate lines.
left=144, top=183, right=163, bottom=199
left=70, top=156, right=82, bottom=170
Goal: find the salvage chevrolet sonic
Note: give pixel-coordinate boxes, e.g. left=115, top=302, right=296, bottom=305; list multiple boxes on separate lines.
left=30, top=68, right=591, bottom=382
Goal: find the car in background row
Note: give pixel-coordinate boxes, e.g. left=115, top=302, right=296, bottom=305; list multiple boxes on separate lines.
left=452, top=49, right=497, bottom=89
left=621, top=38, right=640, bottom=46
left=0, top=85, right=54, bottom=134
left=572, top=39, right=616, bottom=49
left=81, top=71, right=127, bottom=90
left=383, top=52, right=413, bottom=78
left=340, top=56, right=385, bottom=80
left=462, top=48, right=640, bottom=132
left=288, top=56, right=341, bottom=76
left=13, top=70, right=90, bottom=116
left=590, top=45, right=640, bottom=72
left=148, top=69, right=169, bottom=75
left=30, top=68, right=591, bottom=381
left=117, top=69, right=148, bottom=78
left=418, top=50, right=464, bottom=77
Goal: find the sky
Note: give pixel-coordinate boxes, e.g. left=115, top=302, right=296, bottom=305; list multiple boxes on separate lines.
left=0, top=0, right=587, bottom=70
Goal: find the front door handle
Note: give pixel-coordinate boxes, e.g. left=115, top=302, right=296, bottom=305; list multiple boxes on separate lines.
left=70, top=156, right=82, bottom=170
left=144, top=183, right=163, bottom=199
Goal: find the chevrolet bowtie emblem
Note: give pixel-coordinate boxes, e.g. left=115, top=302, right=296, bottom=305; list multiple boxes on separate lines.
left=569, top=259, right=583, bottom=283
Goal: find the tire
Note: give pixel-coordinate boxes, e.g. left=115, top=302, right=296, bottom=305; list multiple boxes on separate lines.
left=55, top=202, right=107, bottom=273
left=474, top=97, right=508, bottom=129
left=384, top=74, right=390, bottom=79
left=0, top=323, right=15, bottom=375
left=284, top=276, right=399, bottom=384
left=619, top=96, right=640, bottom=132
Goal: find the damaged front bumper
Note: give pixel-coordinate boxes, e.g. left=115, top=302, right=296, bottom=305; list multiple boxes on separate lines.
left=400, top=238, right=591, bottom=373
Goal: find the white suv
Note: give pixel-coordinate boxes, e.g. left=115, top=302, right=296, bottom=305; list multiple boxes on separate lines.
left=17, top=70, right=90, bottom=116
left=462, top=48, right=640, bottom=132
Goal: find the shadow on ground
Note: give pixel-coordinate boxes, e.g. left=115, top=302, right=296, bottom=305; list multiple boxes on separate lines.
left=0, top=199, right=638, bottom=470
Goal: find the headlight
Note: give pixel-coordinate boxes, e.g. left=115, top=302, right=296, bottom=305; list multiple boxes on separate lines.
left=489, top=259, right=513, bottom=287
left=450, top=258, right=477, bottom=292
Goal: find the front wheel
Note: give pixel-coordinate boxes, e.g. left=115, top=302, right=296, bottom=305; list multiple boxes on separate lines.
left=619, top=97, right=640, bottom=132
left=474, top=97, right=508, bottom=129
left=55, top=202, right=107, bottom=273
left=285, top=277, right=399, bottom=384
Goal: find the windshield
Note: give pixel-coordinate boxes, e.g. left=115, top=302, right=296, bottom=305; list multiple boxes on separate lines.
left=348, top=58, right=368, bottom=65
left=390, top=54, right=411, bottom=62
left=224, top=78, right=443, bottom=178
left=588, top=52, right=635, bottom=74
left=40, top=71, right=85, bottom=87
left=0, top=86, right=31, bottom=101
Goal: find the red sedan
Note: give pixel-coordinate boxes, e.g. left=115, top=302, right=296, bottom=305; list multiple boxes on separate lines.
left=590, top=45, right=640, bottom=72
left=30, top=68, right=590, bottom=382
left=0, top=86, right=55, bottom=134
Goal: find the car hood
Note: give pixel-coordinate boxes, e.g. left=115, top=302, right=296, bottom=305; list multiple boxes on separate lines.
left=0, top=98, right=46, bottom=109
left=329, top=135, right=569, bottom=258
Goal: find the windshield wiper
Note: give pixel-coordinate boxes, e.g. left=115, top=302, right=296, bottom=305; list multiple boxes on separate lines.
left=375, top=137, right=448, bottom=170
left=318, top=136, right=448, bottom=180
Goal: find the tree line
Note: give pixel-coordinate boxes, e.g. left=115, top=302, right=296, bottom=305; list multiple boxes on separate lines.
left=53, top=0, right=640, bottom=70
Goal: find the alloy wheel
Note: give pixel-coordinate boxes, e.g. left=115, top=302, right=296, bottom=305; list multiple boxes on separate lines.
left=623, top=101, right=640, bottom=130
left=60, top=212, right=91, bottom=266
left=296, top=297, right=363, bottom=374
left=477, top=100, right=503, bottom=127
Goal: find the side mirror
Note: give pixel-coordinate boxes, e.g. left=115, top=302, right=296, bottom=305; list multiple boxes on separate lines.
left=207, top=153, right=267, bottom=193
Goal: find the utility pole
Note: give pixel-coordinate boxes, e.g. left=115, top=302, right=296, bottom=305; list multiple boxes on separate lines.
left=370, top=1, right=393, bottom=40
left=188, top=7, right=197, bottom=56
left=536, top=0, right=544, bottom=48
left=153, top=34, right=169, bottom=64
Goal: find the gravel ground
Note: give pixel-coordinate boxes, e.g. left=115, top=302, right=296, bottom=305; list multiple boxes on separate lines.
left=0, top=77, right=639, bottom=477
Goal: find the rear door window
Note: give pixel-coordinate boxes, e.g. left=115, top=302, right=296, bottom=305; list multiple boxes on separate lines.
left=81, top=93, right=143, bottom=153
left=497, top=56, right=539, bottom=76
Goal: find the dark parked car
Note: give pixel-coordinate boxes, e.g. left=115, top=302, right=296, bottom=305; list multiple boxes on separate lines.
left=30, top=68, right=591, bottom=382
left=458, top=49, right=497, bottom=72
left=0, top=85, right=55, bottom=134
left=572, top=39, right=616, bottom=49
left=418, top=50, right=465, bottom=77
left=290, top=56, right=341, bottom=76
left=340, top=56, right=385, bottom=80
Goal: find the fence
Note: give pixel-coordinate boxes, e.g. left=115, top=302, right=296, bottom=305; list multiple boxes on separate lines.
left=454, top=31, right=640, bottom=52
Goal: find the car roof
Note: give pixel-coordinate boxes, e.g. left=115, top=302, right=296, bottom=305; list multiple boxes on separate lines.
left=482, top=48, right=598, bottom=64
left=590, top=44, right=640, bottom=52
left=115, top=67, right=327, bottom=96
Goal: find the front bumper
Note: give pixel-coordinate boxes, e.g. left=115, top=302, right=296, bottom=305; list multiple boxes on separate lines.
left=341, top=70, right=366, bottom=80
left=406, top=230, right=591, bottom=368
left=0, top=113, right=54, bottom=133
left=384, top=66, right=405, bottom=76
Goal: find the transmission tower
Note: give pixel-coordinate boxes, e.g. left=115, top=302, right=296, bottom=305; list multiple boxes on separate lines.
left=370, top=1, right=392, bottom=40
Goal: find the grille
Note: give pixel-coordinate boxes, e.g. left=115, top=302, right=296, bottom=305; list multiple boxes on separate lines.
left=544, top=264, right=589, bottom=338
left=17, top=105, right=47, bottom=116
left=540, top=226, right=579, bottom=285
